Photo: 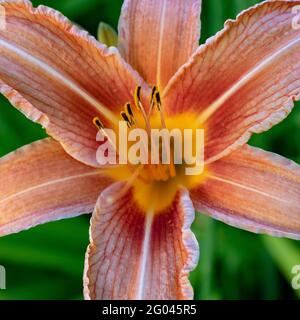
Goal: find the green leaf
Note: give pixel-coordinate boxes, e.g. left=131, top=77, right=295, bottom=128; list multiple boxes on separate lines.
left=263, top=236, right=300, bottom=299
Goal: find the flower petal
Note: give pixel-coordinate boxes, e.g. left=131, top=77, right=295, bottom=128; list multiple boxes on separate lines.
left=84, top=182, right=199, bottom=300
left=0, top=0, right=146, bottom=166
left=118, top=0, right=202, bottom=90
left=190, top=145, right=300, bottom=240
left=0, top=138, right=111, bottom=236
left=164, top=0, right=300, bottom=162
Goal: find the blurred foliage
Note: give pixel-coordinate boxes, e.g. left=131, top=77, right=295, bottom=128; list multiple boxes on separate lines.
left=0, top=0, right=300, bottom=300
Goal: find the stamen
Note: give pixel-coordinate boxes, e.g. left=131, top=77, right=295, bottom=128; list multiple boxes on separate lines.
left=133, top=85, right=151, bottom=133
left=126, top=103, right=134, bottom=118
left=148, top=86, right=158, bottom=116
left=169, top=153, right=176, bottom=178
left=151, top=86, right=157, bottom=107
left=134, top=86, right=142, bottom=111
left=125, top=103, right=135, bottom=125
left=93, top=117, right=104, bottom=130
left=151, top=86, right=157, bottom=102
left=154, top=91, right=161, bottom=111
left=153, top=89, right=171, bottom=173
left=93, top=117, right=117, bottom=151
left=154, top=90, right=166, bottom=129
left=121, top=111, right=132, bottom=128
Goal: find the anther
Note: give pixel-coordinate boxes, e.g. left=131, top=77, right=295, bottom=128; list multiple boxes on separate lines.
left=125, top=103, right=135, bottom=125
left=150, top=86, right=157, bottom=105
left=93, top=117, right=104, bottom=130
left=93, top=116, right=117, bottom=152
left=134, top=86, right=142, bottom=111
left=121, top=111, right=132, bottom=128
left=133, top=85, right=151, bottom=134
left=155, top=91, right=162, bottom=111
left=154, top=88, right=166, bottom=129
left=126, top=103, right=134, bottom=117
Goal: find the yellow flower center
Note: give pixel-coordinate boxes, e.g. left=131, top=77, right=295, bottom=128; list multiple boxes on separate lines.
left=96, top=86, right=207, bottom=213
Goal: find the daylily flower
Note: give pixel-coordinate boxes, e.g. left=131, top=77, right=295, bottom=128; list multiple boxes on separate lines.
left=0, top=0, right=300, bottom=300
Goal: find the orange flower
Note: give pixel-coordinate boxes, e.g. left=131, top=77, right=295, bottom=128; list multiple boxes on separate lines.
left=0, top=0, right=300, bottom=300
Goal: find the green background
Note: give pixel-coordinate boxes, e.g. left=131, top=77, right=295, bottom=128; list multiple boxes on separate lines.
left=0, top=0, right=300, bottom=300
